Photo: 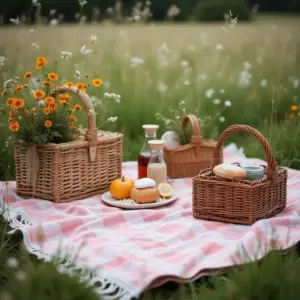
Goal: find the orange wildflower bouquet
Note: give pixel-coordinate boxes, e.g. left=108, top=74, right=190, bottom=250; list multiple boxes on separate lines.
left=0, top=56, right=104, bottom=146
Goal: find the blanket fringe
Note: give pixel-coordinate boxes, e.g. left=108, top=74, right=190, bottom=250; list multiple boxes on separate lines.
left=0, top=200, right=139, bottom=300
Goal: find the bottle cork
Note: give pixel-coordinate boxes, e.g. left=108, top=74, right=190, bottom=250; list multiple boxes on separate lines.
left=148, top=140, right=165, bottom=151
left=142, top=124, right=159, bottom=136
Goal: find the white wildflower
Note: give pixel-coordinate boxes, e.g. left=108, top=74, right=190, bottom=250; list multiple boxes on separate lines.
left=238, top=70, right=252, bottom=86
left=157, top=82, right=168, bottom=93
left=15, top=270, right=27, bottom=282
left=220, top=88, right=225, bottom=94
left=293, top=78, right=299, bottom=88
left=90, top=96, right=102, bottom=107
left=243, top=61, right=252, bottom=70
left=61, top=51, right=72, bottom=59
left=10, top=17, right=20, bottom=24
left=184, top=80, right=190, bottom=86
left=80, top=45, right=92, bottom=55
left=180, top=60, right=189, bottom=68
left=260, top=79, right=268, bottom=87
left=28, top=28, right=34, bottom=34
left=175, top=115, right=180, bottom=120
left=219, top=116, right=226, bottom=122
left=6, top=257, right=19, bottom=268
left=5, top=141, right=8, bottom=147
left=205, top=88, right=215, bottom=99
left=216, top=44, right=224, bottom=51
left=4, top=79, right=14, bottom=88
left=90, top=34, right=97, bottom=43
left=104, top=92, right=121, bottom=102
left=213, top=98, right=220, bottom=105
left=88, top=109, right=97, bottom=116
left=32, top=0, right=39, bottom=5
left=179, top=100, right=185, bottom=105
left=187, top=44, right=196, bottom=51
left=0, top=56, right=6, bottom=66
left=198, top=73, right=208, bottom=81
left=130, top=56, right=144, bottom=68
left=31, top=43, right=40, bottom=50
left=38, top=100, right=46, bottom=106
left=77, top=125, right=85, bottom=136
left=107, top=116, right=118, bottom=123
left=50, top=9, right=57, bottom=16
left=224, top=100, right=232, bottom=107
left=49, top=19, right=59, bottom=26
left=79, top=0, right=88, bottom=7
left=74, top=70, right=81, bottom=79
left=158, top=42, right=170, bottom=54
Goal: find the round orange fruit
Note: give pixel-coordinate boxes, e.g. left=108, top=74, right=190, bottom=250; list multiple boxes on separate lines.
left=158, top=183, right=173, bottom=198
left=109, top=176, right=134, bottom=200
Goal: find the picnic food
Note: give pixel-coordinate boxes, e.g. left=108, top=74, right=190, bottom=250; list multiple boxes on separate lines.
left=213, top=163, right=247, bottom=180
left=130, top=178, right=160, bottom=203
left=109, top=176, right=135, bottom=200
left=158, top=183, right=173, bottom=198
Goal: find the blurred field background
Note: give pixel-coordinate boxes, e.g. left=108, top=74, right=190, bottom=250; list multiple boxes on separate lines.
left=0, top=0, right=300, bottom=299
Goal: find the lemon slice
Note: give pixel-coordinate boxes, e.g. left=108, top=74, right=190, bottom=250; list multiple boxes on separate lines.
left=158, top=183, right=173, bottom=198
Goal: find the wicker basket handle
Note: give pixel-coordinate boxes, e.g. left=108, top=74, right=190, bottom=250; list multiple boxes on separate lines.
left=182, top=114, right=202, bottom=156
left=51, top=85, right=97, bottom=162
left=212, top=125, right=277, bottom=180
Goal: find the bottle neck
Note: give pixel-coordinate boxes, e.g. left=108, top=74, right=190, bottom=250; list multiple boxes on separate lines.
left=142, top=133, right=156, bottom=153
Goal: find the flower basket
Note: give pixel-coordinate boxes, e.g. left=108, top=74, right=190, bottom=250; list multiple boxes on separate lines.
left=14, top=85, right=123, bottom=203
left=192, top=125, right=288, bottom=225
left=164, top=114, right=221, bottom=179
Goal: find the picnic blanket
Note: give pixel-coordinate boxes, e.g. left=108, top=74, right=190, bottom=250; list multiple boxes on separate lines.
left=1, top=143, right=300, bottom=300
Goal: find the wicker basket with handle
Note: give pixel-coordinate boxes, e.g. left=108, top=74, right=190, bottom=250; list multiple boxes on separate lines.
left=164, top=114, right=221, bottom=179
left=14, top=85, right=123, bottom=203
left=192, top=124, right=287, bottom=225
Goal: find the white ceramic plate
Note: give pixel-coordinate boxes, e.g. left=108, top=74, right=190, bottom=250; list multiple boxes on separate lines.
left=101, top=191, right=177, bottom=209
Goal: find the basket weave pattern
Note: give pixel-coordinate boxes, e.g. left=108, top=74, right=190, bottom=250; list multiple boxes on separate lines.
left=192, top=125, right=287, bottom=225
left=15, top=85, right=123, bottom=203
left=164, top=114, right=221, bottom=179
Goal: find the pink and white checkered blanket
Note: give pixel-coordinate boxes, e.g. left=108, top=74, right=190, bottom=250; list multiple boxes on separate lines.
left=1, top=144, right=300, bottom=300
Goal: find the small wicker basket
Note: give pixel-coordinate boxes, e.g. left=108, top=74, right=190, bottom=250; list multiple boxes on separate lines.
left=192, top=125, right=287, bottom=225
left=14, top=85, right=123, bottom=203
left=164, top=114, right=221, bottom=179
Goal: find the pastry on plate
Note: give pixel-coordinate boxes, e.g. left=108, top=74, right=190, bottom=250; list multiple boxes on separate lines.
left=130, top=178, right=160, bottom=204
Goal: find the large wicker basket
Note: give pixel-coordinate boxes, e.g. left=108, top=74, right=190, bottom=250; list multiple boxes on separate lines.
left=14, top=85, right=123, bottom=203
left=192, top=125, right=287, bottom=225
left=164, top=114, right=221, bottom=179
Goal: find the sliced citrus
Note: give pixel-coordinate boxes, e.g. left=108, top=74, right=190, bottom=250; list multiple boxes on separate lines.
left=158, top=183, right=173, bottom=198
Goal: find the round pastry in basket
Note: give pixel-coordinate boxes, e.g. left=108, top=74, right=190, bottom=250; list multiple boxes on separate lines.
left=213, top=163, right=247, bottom=180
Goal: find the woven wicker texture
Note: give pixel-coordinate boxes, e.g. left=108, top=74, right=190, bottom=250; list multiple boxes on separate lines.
left=192, top=125, right=287, bottom=225
left=15, top=85, right=123, bottom=203
left=164, top=114, right=221, bottom=179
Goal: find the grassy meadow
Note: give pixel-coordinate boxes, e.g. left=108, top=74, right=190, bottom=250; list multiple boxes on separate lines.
left=1, top=15, right=300, bottom=299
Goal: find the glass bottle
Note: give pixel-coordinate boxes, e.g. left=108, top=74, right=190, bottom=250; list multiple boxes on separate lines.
left=138, top=124, right=159, bottom=179
left=147, top=140, right=167, bottom=185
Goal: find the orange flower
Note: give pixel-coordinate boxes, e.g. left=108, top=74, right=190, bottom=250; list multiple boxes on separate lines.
left=71, top=125, right=78, bottom=130
left=33, top=89, right=45, bottom=99
left=65, top=81, right=74, bottom=87
left=9, top=110, right=15, bottom=117
left=43, top=107, right=51, bottom=115
left=291, top=105, right=298, bottom=111
left=76, top=82, right=87, bottom=92
left=1, top=89, right=7, bottom=96
left=290, top=113, right=295, bottom=119
left=13, top=98, right=25, bottom=109
left=14, top=84, right=24, bottom=93
left=6, top=98, right=15, bottom=107
left=45, top=96, right=55, bottom=104
left=44, top=120, right=52, bottom=128
left=59, top=93, right=71, bottom=103
left=74, top=104, right=83, bottom=111
left=9, top=121, right=20, bottom=132
left=69, top=115, right=77, bottom=122
left=48, top=73, right=58, bottom=81
left=92, top=78, right=103, bottom=87
left=43, top=81, right=53, bottom=87
left=36, top=57, right=47, bottom=69
left=24, top=72, right=32, bottom=79
left=48, top=103, right=57, bottom=111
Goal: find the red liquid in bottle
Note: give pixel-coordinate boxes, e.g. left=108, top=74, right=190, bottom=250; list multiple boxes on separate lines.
left=138, top=152, right=151, bottom=179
